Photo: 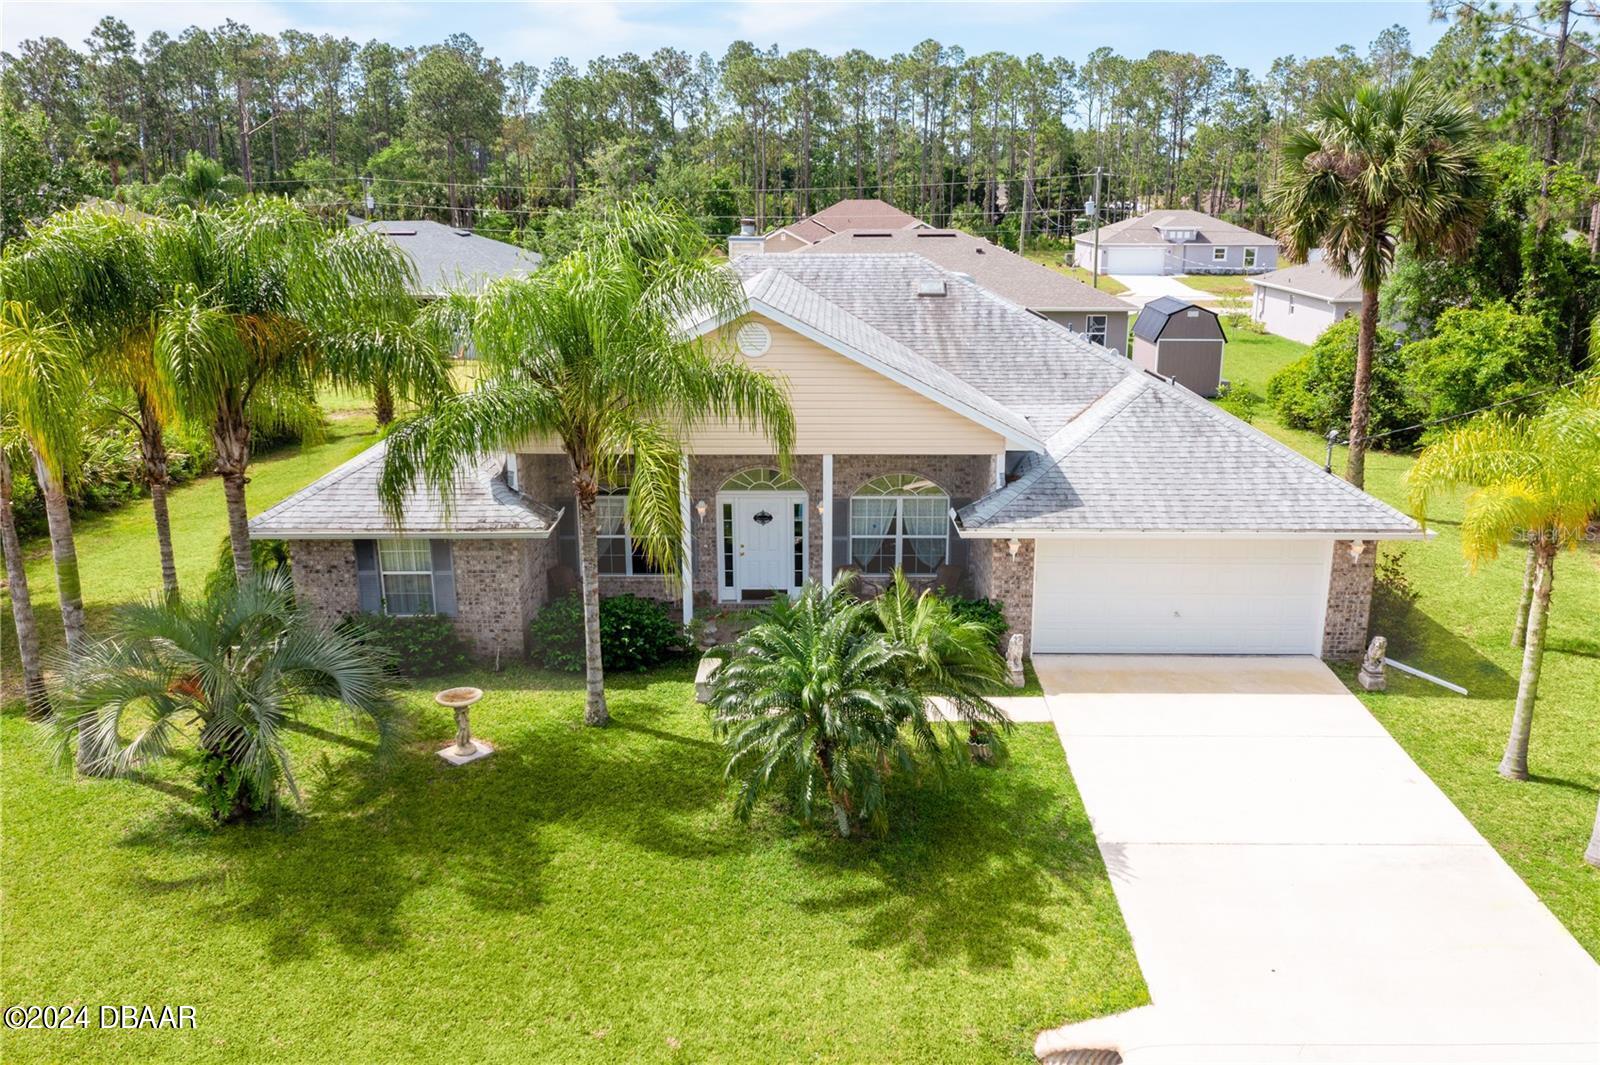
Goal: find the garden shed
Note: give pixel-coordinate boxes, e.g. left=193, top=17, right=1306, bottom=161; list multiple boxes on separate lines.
left=1131, top=296, right=1226, bottom=397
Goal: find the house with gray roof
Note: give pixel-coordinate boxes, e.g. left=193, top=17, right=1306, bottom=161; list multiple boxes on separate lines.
left=1249, top=259, right=1364, bottom=344
left=254, top=252, right=1419, bottom=661
left=356, top=218, right=541, bottom=297
left=790, top=227, right=1136, bottom=354
left=1073, top=208, right=1278, bottom=276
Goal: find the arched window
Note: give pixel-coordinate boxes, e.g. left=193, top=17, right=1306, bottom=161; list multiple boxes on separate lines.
left=849, top=474, right=949, bottom=576
left=720, top=467, right=804, bottom=492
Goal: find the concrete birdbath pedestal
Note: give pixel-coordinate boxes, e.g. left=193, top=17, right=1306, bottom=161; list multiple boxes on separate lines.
left=435, top=687, right=493, bottom=765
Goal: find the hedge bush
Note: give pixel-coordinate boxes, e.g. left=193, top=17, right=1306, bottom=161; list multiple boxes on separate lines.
left=1266, top=317, right=1422, bottom=449
left=344, top=613, right=471, bottom=678
left=940, top=594, right=1009, bottom=641
left=528, top=594, right=690, bottom=673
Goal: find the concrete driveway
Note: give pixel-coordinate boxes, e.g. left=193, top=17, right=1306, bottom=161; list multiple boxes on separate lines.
left=1033, top=655, right=1600, bottom=1064
left=1108, top=273, right=1217, bottom=308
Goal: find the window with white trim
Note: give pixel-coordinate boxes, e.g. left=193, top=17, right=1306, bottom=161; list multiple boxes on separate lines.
left=1212, top=246, right=1227, bottom=262
left=378, top=539, right=435, bottom=615
left=1243, top=247, right=1258, bottom=267
left=850, top=474, right=949, bottom=576
left=596, top=489, right=662, bottom=576
left=1085, top=314, right=1108, bottom=346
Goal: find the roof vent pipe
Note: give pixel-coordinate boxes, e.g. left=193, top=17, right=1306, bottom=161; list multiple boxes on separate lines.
left=739, top=217, right=757, bottom=236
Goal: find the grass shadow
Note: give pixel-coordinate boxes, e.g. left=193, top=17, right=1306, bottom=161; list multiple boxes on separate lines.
left=1374, top=601, right=1516, bottom=700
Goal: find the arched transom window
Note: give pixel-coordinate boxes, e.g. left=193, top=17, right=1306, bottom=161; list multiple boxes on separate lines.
left=721, top=467, right=803, bottom=492
left=849, top=474, right=949, bottom=576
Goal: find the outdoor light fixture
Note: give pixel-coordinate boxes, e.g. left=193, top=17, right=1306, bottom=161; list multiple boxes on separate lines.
left=1347, top=539, right=1368, bottom=560
left=695, top=499, right=708, bottom=522
left=816, top=499, right=825, bottom=516
left=1007, top=538, right=1022, bottom=560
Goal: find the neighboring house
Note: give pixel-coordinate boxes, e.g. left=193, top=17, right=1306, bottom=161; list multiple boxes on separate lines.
left=356, top=218, right=541, bottom=297
left=1249, top=260, right=1363, bottom=345
left=253, top=253, right=1421, bottom=662
left=1073, top=209, right=1278, bottom=276
left=788, top=227, right=1135, bottom=355
left=1132, top=297, right=1226, bottom=397
left=733, top=198, right=927, bottom=255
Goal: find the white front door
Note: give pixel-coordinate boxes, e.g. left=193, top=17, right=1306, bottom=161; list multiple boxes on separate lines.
left=723, top=493, right=805, bottom=600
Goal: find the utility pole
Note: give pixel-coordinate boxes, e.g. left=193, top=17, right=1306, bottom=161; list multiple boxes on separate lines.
left=1090, top=166, right=1104, bottom=289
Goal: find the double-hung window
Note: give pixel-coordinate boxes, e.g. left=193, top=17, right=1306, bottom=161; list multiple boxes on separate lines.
left=849, top=474, right=949, bottom=577
left=1085, top=314, right=1108, bottom=346
left=378, top=539, right=435, bottom=615
left=596, top=490, right=661, bottom=576
left=1243, top=247, right=1258, bottom=268
left=1212, top=246, right=1227, bottom=263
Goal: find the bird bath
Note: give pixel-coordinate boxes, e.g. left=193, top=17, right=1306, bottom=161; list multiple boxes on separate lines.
left=435, top=686, right=493, bottom=765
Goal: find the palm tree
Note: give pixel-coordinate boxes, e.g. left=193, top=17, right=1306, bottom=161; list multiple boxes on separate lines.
left=1271, top=75, right=1487, bottom=488
left=0, top=301, right=90, bottom=655
left=48, top=571, right=397, bottom=819
left=1408, top=379, right=1600, bottom=780
left=870, top=571, right=1011, bottom=752
left=0, top=440, right=48, bottom=715
left=79, top=113, right=140, bottom=189
left=709, top=580, right=920, bottom=836
left=153, top=198, right=446, bottom=583
left=0, top=204, right=184, bottom=596
left=156, top=151, right=245, bottom=209
left=379, top=203, right=794, bottom=727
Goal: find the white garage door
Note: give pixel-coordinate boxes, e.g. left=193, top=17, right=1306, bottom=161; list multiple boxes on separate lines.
left=1032, top=538, right=1333, bottom=654
left=1103, top=245, right=1168, bottom=275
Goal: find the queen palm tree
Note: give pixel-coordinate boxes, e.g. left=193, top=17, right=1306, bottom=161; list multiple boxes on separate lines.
left=153, top=198, right=447, bottom=583
left=1271, top=75, right=1487, bottom=488
left=0, top=438, right=48, bottom=715
left=1408, top=379, right=1600, bottom=781
left=47, top=571, right=397, bottom=820
left=378, top=203, right=794, bottom=727
left=709, top=580, right=919, bottom=837
left=79, top=113, right=140, bottom=189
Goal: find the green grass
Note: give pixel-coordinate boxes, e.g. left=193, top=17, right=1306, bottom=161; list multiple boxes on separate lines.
left=1021, top=251, right=1130, bottom=296
left=1220, top=329, right=1308, bottom=395
left=0, top=666, right=1146, bottom=1063
left=1178, top=274, right=1253, bottom=299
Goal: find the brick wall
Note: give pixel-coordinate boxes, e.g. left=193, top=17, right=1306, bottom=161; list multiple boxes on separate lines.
left=1323, top=539, right=1375, bottom=660
left=288, top=540, right=358, bottom=625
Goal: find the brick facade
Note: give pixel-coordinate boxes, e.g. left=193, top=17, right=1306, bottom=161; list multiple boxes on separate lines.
left=968, top=537, right=1035, bottom=652
left=1322, top=538, right=1376, bottom=660
left=288, top=539, right=359, bottom=625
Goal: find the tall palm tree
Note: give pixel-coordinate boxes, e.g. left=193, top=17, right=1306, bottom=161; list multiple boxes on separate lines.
left=47, top=571, right=397, bottom=820
left=710, top=580, right=919, bottom=837
left=1271, top=75, right=1487, bottom=488
left=0, top=439, right=48, bottom=715
left=378, top=203, right=794, bottom=727
left=153, top=198, right=446, bottom=583
left=1408, top=379, right=1600, bottom=781
left=79, top=113, right=140, bottom=189
left=0, top=300, right=89, bottom=654
left=0, top=204, right=184, bottom=596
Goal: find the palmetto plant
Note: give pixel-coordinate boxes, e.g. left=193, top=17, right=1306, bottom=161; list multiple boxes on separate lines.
left=47, top=571, right=398, bottom=821
left=79, top=113, right=140, bottom=189
left=1408, top=379, right=1600, bottom=782
left=1271, top=75, right=1487, bottom=488
left=379, top=202, right=793, bottom=727
left=156, top=150, right=246, bottom=208
left=710, top=580, right=920, bottom=837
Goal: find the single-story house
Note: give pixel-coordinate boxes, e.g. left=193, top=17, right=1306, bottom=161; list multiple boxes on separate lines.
left=1073, top=209, right=1278, bottom=276
left=356, top=218, right=541, bottom=297
left=1249, top=260, right=1363, bottom=345
left=252, top=253, right=1422, bottom=661
left=732, top=198, right=926, bottom=256
left=786, top=227, right=1135, bottom=355
left=1132, top=297, right=1226, bottom=397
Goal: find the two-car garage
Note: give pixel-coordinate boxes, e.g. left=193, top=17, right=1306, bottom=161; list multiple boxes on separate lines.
left=1030, top=538, right=1335, bottom=655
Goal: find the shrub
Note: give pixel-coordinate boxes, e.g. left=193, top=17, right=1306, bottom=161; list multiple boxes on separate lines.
left=1400, top=302, right=1564, bottom=426
left=1214, top=383, right=1264, bottom=424
left=345, top=612, right=471, bottom=677
left=939, top=594, right=1009, bottom=641
left=1266, top=317, right=1422, bottom=449
left=528, top=594, right=690, bottom=673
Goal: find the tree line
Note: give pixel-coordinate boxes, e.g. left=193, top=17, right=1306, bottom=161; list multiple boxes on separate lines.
left=7, top=6, right=1600, bottom=251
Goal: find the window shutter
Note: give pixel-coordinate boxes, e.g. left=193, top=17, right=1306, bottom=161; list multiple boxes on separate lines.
left=948, top=498, right=971, bottom=568
left=430, top=540, right=457, bottom=617
left=354, top=540, right=381, bottom=613
left=832, top=494, right=850, bottom=577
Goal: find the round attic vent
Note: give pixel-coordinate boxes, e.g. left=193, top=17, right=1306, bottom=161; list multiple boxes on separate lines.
left=736, top=322, right=772, bottom=357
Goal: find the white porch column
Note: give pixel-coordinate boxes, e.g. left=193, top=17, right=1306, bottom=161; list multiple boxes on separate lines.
left=993, top=451, right=1006, bottom=490
left=679, top=461, right=693, bottom=624
left=821, top=453, right=834, bottom=589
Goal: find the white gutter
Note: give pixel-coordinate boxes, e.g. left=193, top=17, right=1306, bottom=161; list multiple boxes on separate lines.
left=953, top=526, right=1432, bottom=541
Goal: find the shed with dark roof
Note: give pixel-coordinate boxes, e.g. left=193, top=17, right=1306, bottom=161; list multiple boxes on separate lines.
left=1130, top=297, right=1226, bottom=397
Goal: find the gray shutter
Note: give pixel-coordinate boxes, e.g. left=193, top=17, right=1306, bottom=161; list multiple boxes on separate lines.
left=947, top=498, right=971, bottom=569
left=430, top=540, right=457, bottom=617
left=832, top=494, right=851, bottom=575
left=354, top=540, right=381, bottom=614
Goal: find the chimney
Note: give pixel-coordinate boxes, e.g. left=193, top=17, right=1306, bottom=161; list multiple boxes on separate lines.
left=727, top=217, right=765, bottom=258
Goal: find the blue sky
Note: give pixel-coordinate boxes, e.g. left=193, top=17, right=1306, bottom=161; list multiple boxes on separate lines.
left=3, top=1, right=1446, bottom=78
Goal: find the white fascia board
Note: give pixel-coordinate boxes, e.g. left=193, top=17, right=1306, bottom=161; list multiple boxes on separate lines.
left=1249, top=278, right=1361, bottom=304
left=250, top=526, right=557, bottom=540
left=689, top=303, right=1044, bottom=449
left=953, top=525, right=1431, bottom=541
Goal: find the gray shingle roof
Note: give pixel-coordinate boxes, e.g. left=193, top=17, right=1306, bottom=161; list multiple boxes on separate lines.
left=1080, top=208, right=1275, bottom=248
left=248, top=441, right=560, bottom=539
left=794, top=228, right=1133, bottom=312
left=1249, top=259, right=1364, bottom=303
left=358, top=219, right=541, bottom=296
left=956, top=373, right=1421, bottom=536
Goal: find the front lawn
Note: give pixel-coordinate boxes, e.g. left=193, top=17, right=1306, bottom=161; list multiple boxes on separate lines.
left=0, top=667, right=1146, bottom=1063
left=1221, top=330, right=1308, bottom=394
left=1021, top=250, right=1131, bottom=295
left=1178, top=273, right=1253, bottom=299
